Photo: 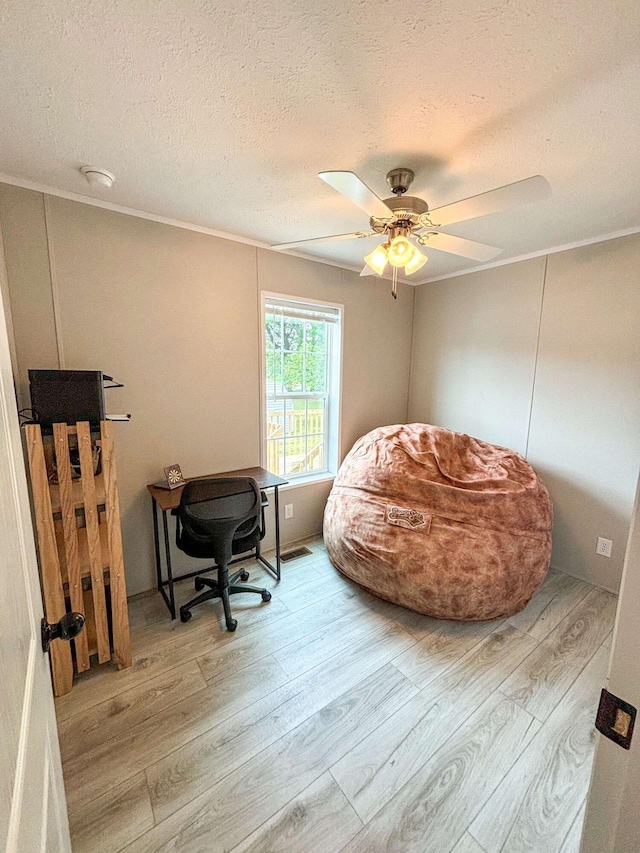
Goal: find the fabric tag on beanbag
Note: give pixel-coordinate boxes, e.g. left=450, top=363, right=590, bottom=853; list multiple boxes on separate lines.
left=385, top=505, right=432, bottom=533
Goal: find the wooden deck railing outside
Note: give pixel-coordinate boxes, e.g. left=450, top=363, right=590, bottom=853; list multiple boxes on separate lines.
left=266, top=408, right=325, bottom=475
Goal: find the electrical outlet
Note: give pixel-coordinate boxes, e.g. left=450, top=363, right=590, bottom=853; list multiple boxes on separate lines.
left=284, top=504, right=294, bottom=519
left=596, top=537, right=613, bottom=558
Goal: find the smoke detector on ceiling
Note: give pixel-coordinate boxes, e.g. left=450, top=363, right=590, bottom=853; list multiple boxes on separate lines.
left=80, top=165, right=115, bottom=189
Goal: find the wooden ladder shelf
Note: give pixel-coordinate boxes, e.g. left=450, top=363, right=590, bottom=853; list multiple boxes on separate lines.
left=25, top=420, right=132, bottom=696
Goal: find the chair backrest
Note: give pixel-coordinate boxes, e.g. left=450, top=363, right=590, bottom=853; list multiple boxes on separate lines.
left=176, top=477, right=261, bottom=565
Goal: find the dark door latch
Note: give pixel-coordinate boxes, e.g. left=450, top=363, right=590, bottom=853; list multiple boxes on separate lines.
left=41, top=612, right=85, bottom=653
left=595, top=688, right=637, bottom=750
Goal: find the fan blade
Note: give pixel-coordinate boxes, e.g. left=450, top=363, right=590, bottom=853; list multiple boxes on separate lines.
left=417, top=232, right=502, bottom=262
left=272, top=231, right=375, bottom=251
left=428, top=175, right=551, bottom=227
left=318, top=171, right=393, bottom=219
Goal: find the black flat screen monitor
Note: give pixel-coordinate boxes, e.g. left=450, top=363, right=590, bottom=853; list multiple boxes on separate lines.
left=29, top=370, right=105, bottom=432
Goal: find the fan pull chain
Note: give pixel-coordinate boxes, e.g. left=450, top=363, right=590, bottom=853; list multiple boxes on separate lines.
left=392, top=266, right=398, bottom=299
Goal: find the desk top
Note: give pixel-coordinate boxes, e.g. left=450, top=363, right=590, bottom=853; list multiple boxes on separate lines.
left=147, top=466, right=288, bottom=511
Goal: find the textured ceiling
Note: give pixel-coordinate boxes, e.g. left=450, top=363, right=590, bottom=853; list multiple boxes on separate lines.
left=0, top=0, right=639, bottom=283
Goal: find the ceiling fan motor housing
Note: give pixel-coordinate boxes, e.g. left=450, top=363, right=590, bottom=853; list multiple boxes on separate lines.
left=386, top=167, right=415, bottom=195
left=370, top=194, right=430, bottom=233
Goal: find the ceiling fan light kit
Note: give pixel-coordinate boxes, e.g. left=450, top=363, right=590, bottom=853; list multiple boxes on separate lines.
left=362, top=230, right=429, bottom=298
left=272, top=168, right=551, bottom=298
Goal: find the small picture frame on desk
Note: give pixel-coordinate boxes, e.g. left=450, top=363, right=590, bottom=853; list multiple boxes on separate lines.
left=154, top=463, right=186, bottom=490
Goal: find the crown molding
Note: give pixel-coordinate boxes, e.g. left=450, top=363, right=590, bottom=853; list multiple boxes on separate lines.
left=0, top=171, right=380, bottom=279
left=415, top=224, right=640, bottom=285
left=3, top=171, right=636, bottom=289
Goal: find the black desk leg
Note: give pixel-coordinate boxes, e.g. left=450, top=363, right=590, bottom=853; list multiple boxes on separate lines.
left=274, top=485, right=282, bottom=581
left=162, top=509, right=176, bottom=619
left=152, top=497, right=162, bottom=593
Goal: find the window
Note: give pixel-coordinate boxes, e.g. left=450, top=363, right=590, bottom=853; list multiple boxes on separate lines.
left=261, top=293, right=342, bottom=481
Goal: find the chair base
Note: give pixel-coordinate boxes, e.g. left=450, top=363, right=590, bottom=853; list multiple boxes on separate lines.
left=179, top=566, right=271, bottom=631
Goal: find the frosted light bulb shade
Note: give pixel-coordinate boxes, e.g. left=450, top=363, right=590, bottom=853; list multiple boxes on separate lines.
left=387, top=235, right=414, bottom=267
left=404, top=247, right=428, bottom=275
left=364, top=243, right=389, bottom=275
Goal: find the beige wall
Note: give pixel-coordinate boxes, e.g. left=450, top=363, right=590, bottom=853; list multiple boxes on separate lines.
left=409, top=234, right=640, bottom=591
left=408, top=257, right=545, bottom=455
left=4, top=178, right=638, bottom=596
left=0, top=186, right=414, bottom=595
left=0, top=186, right=59, bottom=408
left=526, top=237, right=640, bottom=591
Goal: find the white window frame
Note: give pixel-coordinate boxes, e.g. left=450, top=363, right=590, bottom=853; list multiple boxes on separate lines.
left=260, top=291, right=343, bottom=485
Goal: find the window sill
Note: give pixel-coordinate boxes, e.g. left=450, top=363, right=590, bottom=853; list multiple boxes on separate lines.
left=279, top=473, right=335, bottom=491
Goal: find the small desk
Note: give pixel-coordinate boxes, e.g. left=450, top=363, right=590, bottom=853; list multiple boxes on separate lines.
left=147, top=466, right=288, bottom=619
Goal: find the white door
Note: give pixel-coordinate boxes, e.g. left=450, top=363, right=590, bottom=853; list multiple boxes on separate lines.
left=581, top=471, right=640, bottom=852
left=0, top=278, right=71, bottom=848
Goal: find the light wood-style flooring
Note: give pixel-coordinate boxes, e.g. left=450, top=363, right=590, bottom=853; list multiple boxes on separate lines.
left=55, top=538, right=617, bottom=853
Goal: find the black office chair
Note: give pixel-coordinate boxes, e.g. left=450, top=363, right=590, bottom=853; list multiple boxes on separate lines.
left=176, top=477, right=272, bottom=631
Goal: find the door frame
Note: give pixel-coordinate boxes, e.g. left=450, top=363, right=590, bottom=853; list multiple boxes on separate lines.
left=581, top=470, right=640, bottom=852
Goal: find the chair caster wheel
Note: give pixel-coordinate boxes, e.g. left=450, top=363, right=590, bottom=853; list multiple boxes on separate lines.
left=227, top=619, right=238, bottom=632
left=261, top=590, right=272, bottom=602
left=180, top=608, right=192, bottom=623
left=239, top=570, right=250, bottom=582
left=195, top=578, right=205, bottom=591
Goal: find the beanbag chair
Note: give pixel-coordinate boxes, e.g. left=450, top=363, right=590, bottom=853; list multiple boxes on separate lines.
left=323, top=424, right=552, bottom=620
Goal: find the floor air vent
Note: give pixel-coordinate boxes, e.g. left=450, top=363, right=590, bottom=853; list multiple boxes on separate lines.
left=280, top=547, right=313, bottom=563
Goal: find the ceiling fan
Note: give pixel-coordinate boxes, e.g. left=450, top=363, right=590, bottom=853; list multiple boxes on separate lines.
left=273, top=168, right=551, bottom=298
